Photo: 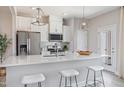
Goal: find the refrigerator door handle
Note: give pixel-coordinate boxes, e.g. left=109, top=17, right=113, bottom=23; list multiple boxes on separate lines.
left=27, top=39, right=29, bottom=55
left=28, top=38, right=31, bottom=55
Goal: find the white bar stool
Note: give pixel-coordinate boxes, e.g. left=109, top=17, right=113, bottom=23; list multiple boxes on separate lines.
left=85, top=66, right=105, bottom=87
left=22, top=73, right=45, bottom=87
left=59, top=69, right=79, bottom=87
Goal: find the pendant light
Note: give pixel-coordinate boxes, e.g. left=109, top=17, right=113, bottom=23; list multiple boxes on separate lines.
left=81, top=6, right=87, bottom=29
left=31, top=7, right=48, bottom=26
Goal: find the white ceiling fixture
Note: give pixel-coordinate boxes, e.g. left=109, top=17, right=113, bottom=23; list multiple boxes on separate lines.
left=31, top=7, right=48, bottom=26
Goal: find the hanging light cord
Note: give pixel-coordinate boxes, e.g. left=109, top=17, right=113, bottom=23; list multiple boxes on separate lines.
left=81, top=6, right=87, bottom=29
left=83, top=6, right=85, bottom=19
left=38, top=8, right=40, bottom=20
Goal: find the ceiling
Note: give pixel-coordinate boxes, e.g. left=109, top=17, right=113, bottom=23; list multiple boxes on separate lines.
left=16, top=6, right=119, bottom=19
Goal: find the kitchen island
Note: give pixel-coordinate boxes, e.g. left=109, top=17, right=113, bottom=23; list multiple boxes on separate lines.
left=0, top=53, right=107, bottom=87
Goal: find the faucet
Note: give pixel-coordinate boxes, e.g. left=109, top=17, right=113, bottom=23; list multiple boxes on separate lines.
left=55, top=43, right=58, bottom=57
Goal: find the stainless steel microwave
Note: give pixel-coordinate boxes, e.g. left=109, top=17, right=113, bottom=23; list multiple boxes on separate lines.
left=49, top=34, right=63, bottom=42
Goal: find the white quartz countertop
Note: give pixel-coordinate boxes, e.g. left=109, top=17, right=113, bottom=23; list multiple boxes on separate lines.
left=0, top=53, right=108, bottom=67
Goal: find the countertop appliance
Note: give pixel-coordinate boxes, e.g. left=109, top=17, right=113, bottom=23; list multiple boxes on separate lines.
left=16, top=31, right=41, bottom=55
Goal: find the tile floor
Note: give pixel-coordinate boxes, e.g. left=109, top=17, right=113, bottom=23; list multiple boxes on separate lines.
left=102, top=71, right=124, bottom=87
left=1, top=70, right=124, bottom=87
left=82, top=71, right=124, bottom=87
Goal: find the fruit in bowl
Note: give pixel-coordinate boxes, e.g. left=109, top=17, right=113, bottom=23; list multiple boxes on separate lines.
left=77, top=51, right=92, bottom=55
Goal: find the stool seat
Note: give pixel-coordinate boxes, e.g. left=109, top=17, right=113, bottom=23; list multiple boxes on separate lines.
left=22, top=73, right=45, bottom=85
left=60, top=69, right=79, bottom=77
left=59, top=69, right=79, bottom=87
left=88, top=66, right=104, bottom=71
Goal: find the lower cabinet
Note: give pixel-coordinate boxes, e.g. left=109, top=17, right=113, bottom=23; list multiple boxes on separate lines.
left=0, top=67, right=6, bottom=87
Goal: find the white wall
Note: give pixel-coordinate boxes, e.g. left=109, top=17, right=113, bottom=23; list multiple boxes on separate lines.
left=64, top=18, right=88, bottom=52
left=87, top=8, right=120, bottom=53
left=64, top=8, right=121, bottom=75
left=87, top=8, right=121, bottom=75
left=0, top=6, right=13, bottom=57
left=63, top=18, right=75, bottom=52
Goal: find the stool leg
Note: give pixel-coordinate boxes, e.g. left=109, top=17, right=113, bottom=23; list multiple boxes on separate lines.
left=101, top=71, right=105, bottom=87
left=59, top=75, right=62, bottom=87
left=85, top=69, right=89, bottom=87
left=65, top=77, right=67, bottom=87
left=75, top=76, right=78, bottom=87
left=24, top=84, right=27, bottom=87
left=38, top=82, right=42, bottom=87
left=94, top=71, right=96, bottom=87
left=70, top=77, right=72, bottom=87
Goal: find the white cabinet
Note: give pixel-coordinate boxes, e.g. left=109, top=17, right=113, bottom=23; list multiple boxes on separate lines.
left=40, top=25, right=48, bottom=42
left=49, top=16, right=63, bottom=34
left=16, top=16, right=31, bottom=31
left=63, top=26, right=72, bottom=42
left=16, top=16, right=48, bottom=42
left=31, top=24, right=49, bottom=42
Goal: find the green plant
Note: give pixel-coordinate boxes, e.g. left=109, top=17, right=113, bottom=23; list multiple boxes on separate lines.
left=63, top=45, right=68, bottom=52
left=0, top=34, right=11, bottom=63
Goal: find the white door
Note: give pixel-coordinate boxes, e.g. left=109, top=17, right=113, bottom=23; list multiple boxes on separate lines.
left=110, top=25, right=117, bottom=72
left=98, top=24, right=117, bottom=72
left=99, top=32, right=107, bottom=55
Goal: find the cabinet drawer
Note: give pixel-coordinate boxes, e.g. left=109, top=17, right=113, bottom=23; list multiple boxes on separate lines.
left=0, top=67, right=6, bottom=77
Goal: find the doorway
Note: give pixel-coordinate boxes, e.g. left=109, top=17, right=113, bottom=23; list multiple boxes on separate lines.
left=98, top=24, right=117, bottom=73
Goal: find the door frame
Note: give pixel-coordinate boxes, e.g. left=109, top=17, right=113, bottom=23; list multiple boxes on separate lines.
left=97, top=24, right=117, bottom=73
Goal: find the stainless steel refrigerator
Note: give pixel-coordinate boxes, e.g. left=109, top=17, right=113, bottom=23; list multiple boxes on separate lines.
left=16, top=31, right=41, bottom=55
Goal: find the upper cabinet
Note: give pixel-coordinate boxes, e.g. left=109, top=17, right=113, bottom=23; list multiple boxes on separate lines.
left=49, top=16, right=63, bottom=34
left=31, top=24, right=49, bottom=42
left=63, top=26, right=72, bottom=42
left=16, top=16, right=63, bottom=41
left=16, top=16, right=49, bottom=42
left=16, top=16, right=63, bottom=34
left=16, top=16, right=31, bottom=31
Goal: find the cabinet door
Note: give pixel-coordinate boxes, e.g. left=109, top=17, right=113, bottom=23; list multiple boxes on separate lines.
left=16, top=16, right=21, bottom=31
left=31, top=25, right=39, bottom=32
left=50, top=21, right=63, bottom=34
left=31, top=24, right=48, bottom=41
left=26, top=18, right=31, bottom=31
left=49, top=16, right=63, bottom=34
left=56, top=21, right=63, bottom=34
left=16, top=16, right=31, bottom=31
left=49, top=22, right=57, bottom=34
left=63, top=26, right=72, bottom=42
left=40, top=24, right=48, bottom=42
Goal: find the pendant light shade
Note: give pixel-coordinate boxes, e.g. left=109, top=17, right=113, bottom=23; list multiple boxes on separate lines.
left=31, top=7, right=48, bottom=26
left=82, top=21, right=87, bottom=26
